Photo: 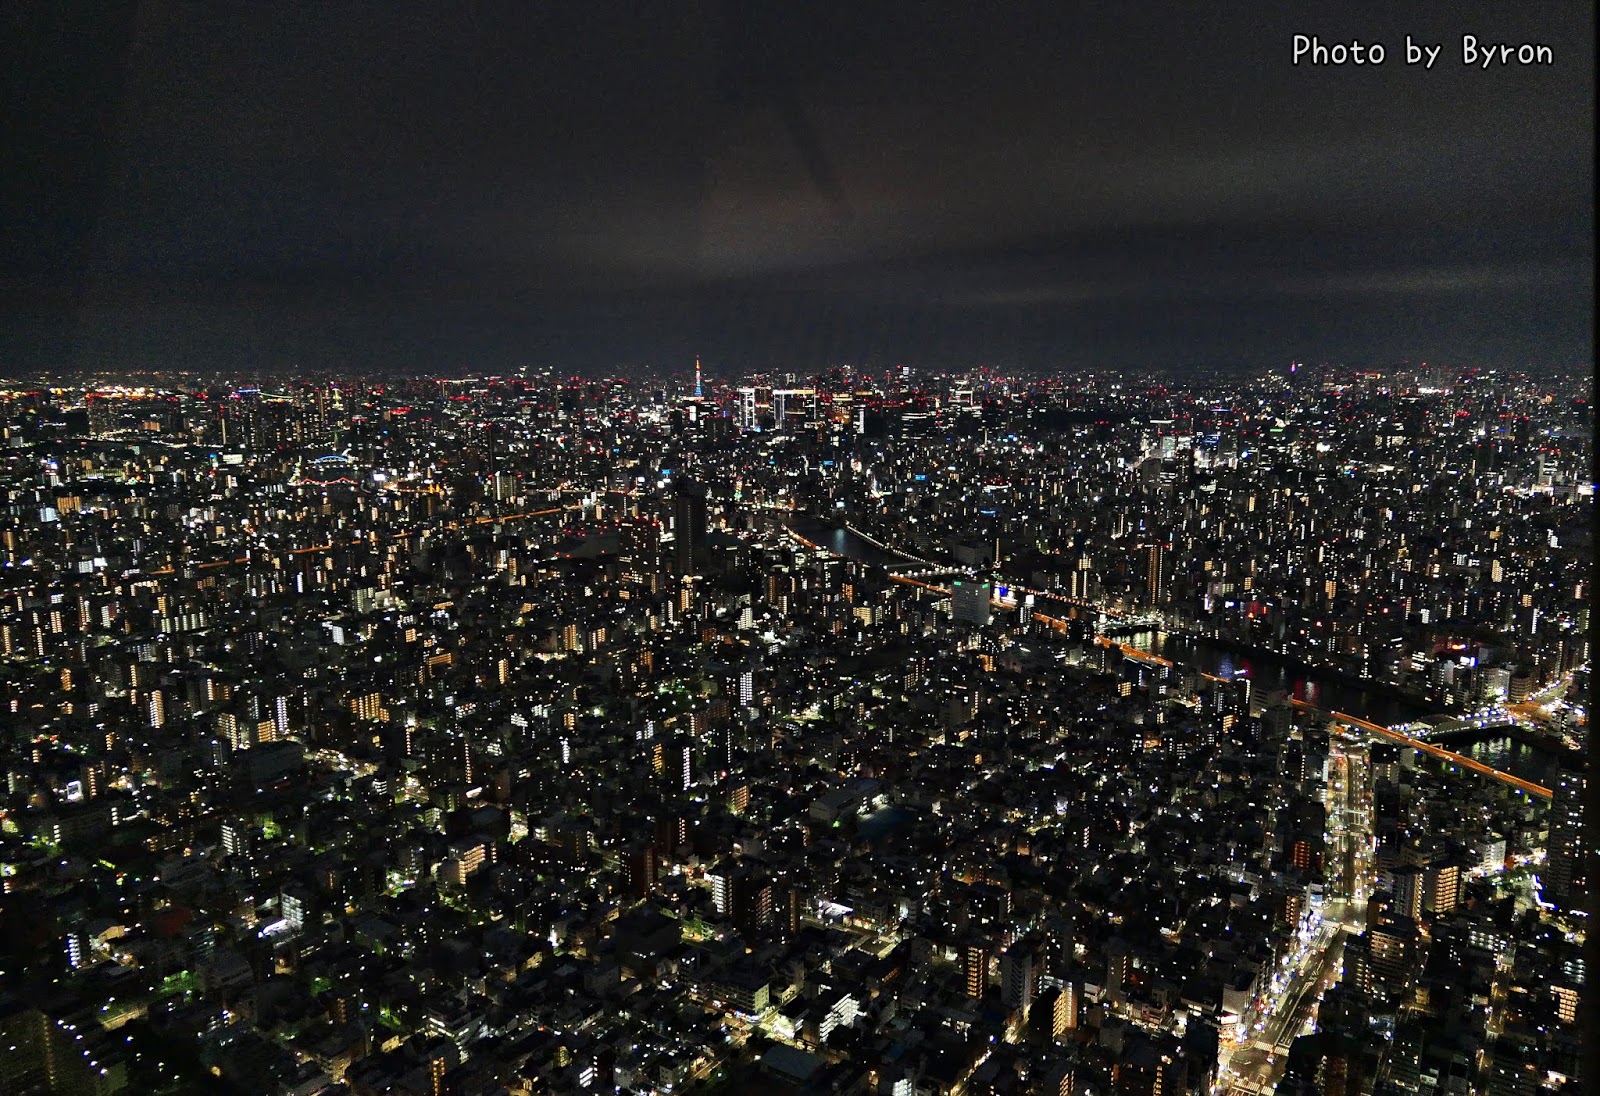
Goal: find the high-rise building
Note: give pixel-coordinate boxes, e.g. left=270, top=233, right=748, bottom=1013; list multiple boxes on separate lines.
left=1262, top=702, right=1294, bottom=742
left=672, top=478, right=708, bottom=576
left=964, top=938, right=991, bottom=999
left=1544, top=771, right=1586, bottom=909
left=1040, top=1061, right=1075, bottom=1096
left=281, top=887, right=308, bottom=931
left=1000, top=943, right=1036, bottom=1019
left=221, top=819, right=255, bottom=859
left=1391, top=866, right=1425, bottom=922
left=653, top=738, right=693, bottom=790
left=733, top=873, right=773, bottom=934
left=623, top=843, right=659, bottom=899
left=65, top=926, right=89, bottom=969
left=952, top=579, right=993, bottom=627
left=1105, top=938, right=1130, bottom=1003
left=709, top=864, right=733, bottom=916
left=1146, top=543, right=1168, bottom=606
left=1425, top=861, right=1460, bottom=914
left=1055, top=976, right=1080, bottom=1035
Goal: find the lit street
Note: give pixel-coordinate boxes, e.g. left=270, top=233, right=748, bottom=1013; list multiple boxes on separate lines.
left=1216, top=733, right=1372, bottom=1094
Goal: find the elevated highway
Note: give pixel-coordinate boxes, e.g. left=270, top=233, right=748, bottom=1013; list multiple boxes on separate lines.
left=1287, top=701, right=1551, bottom=799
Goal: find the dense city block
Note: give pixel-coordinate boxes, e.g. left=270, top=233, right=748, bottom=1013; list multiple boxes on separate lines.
left=0, top=364, right=1589, bottom=1096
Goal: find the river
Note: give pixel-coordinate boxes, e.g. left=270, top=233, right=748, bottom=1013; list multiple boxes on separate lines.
left=1452, top=736, right=1576, bottom=791
left=788, top=516, right=1578, bottom=787
left=786, top=515, right=918, bottom=567
left=1104, top=626, right=1433, bottom=727
left=1111, top=626, right=1577, bottom=786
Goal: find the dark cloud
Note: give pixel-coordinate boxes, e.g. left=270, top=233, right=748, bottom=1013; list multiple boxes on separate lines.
left=2, top=1, right=1592, bottom=375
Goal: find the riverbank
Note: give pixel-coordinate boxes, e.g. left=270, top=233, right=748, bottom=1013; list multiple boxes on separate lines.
left=785, top=516, right=1566, bottom=779
left=1157, top=624, right=1450, bottom=716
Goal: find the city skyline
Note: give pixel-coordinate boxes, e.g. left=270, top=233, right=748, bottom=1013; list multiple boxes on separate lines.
left=0, top=4, right=1592, bottom=1094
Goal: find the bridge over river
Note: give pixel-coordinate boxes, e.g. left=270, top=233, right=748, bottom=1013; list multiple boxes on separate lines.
left=782, top=516, right=1558, bottom=800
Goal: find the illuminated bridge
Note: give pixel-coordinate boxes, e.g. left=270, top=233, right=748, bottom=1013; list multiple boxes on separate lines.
left=865, top=560, right=1556, bottom=802
left=1287, top=701, right=1552, bottom=800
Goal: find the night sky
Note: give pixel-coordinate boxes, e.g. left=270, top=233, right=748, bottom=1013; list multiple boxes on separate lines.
left=3, top=2, right=1593, bottom=377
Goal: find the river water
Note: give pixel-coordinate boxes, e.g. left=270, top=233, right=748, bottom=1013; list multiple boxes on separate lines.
left=1113, top=626, right=1576, bottom=787
left=1104, top=626, right=1432, bottom=726
left=787, top=516, right=916, bottom=567
left=789, top=516, right=1577, bottom=787
left=1451, top=737, right=1575, bottom=791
